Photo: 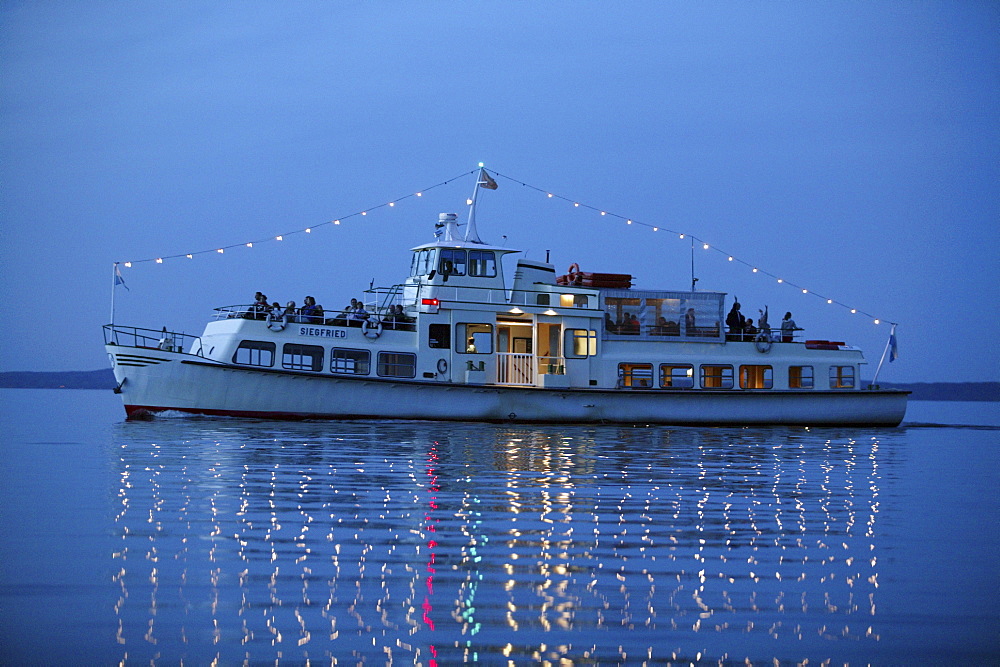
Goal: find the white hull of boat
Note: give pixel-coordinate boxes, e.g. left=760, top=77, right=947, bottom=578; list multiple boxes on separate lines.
left=108, top=345, right=908, bottom=426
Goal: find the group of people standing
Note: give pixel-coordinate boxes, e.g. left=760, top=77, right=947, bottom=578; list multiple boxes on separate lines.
left=245, top=292, right=325, bottom=324
left=726, top=300, right=798, bottom=342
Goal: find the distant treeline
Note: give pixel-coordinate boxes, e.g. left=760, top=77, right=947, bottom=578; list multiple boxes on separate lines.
left=0, top=370, right=997, bottom=401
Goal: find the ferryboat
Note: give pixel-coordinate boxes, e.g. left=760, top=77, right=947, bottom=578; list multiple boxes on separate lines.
left=104, top=177, right=908, bottom=426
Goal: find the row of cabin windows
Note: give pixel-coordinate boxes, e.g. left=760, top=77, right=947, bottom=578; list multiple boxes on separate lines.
left=233, top=341, right=415, bottom=378
left=428, top=323, right=598, bottom=358
left=619, top=363, right=855, bottom=389
left=410, top=248, right=498, bottom=278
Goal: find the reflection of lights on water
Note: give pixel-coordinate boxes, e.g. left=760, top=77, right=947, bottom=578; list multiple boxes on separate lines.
left=110, top=430, right=885, bottom=659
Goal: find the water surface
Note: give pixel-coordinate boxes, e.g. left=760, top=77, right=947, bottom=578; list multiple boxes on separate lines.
left=1, top=390, right=997, bottom=664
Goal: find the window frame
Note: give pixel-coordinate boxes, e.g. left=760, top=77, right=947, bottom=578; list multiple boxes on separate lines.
left=467, top=250, right=497, bottom=277
left=281, top=343, right=324, bottom=372
left=457, top=323, right=494, bottom=354
left=789, top=365, right=814, bottom=389
left=660, top=364, right=694, bottom=389
left=700, top=364, right=734, bottom=389
left=739, top=365, right=774, bottom=389
left=330, top=347, right=371, bottom=375
left=829, top=365, right=856, bottom=389
left=377, top=351, right=417, bottom=379
left=618, top=363, right=654, bottom=388
left=565, top=329, right=598, bottom=358
left=232, top=340, right=276, bottom=367
left=439, top=248, right=467, bottom=276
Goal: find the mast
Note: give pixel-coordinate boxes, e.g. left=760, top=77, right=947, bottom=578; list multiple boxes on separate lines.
left=465, top=165, right=494, bottom=244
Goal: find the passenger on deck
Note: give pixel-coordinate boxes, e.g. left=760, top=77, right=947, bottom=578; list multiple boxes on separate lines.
left=781, top=312, right=798, bottom=342
left=282, top=301, right=298, bottom=323
left=744, top=318, right=757, bottom=339
left=604, top=312, right=617, bottom=334
left=245, top=292, right=269, bottom=320
left=758, top=306, right=771, bottom=340
left=300, top=296, right=320, bottom=324
left=685, top=308, right=696, bottom=335
left=350, top=300, right=369, bottom=325
left=726, top=300, right=745, bottom=341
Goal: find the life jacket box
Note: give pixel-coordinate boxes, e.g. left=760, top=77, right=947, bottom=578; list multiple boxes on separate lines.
left=556, top=272, right=633, bottom=288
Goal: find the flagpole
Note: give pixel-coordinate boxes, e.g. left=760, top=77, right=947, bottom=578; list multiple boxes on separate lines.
left=870, top=323, right=896, bottom=387
left=466, top=168, right=483, bottom=243
left=110, top=262, right=118, bottom=326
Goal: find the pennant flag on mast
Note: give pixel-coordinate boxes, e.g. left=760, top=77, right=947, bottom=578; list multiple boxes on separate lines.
left=479, top=169, right=498, bottom=190
left=888, top=325, right=898, bottom=362
left=114, top=264, right=129, bottom=291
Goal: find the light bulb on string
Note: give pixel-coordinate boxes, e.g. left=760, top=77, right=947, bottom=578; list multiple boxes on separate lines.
left=276, top=236, right=283, bottom=241
left=187, top=254, right=193, bottom=259
left=702, top=243, right=709, bottom=250
left=217, top=249, right=224, bottom=254
left=156, top=258, right=163, bottom=264
left=246, top=242, right=253, bottom=248
left=124, top=262, right=132, bottom=268
left=305, top=228, right=311, bottom=233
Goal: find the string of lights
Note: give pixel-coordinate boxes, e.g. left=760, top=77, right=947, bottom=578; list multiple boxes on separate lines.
left=488, top=169, right=897, bottom=327
left=115, top=168, right=478, bottom=268
left=114, top=164, right=896, bottom=327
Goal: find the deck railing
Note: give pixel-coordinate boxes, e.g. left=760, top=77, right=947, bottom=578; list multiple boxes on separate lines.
left=104, top=324, right=202, bottom=355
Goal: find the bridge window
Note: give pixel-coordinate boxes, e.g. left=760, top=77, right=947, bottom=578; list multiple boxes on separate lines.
left=410, top=249, right=436, bottom=277
left=458, top=323, right=493, bottom=354
left=331, top=348, right=370, bottom=375
left=789, top=365, right=814, bottom=389
left=619, top=363, right=654, bottom=388
left=439, top=249, right=466, bottom=276
left=282, top=343, right=323, bottom=372
left=565, top=329, right=597, bottom=358
left=660, top=364, right=694, bottom=388
left=468, top=250, right=496, bottom=277
left=233, top=340, right=275, bottom=367
left=739, top=365, right=773, bottom=389
left=830, top=366, right=855, bottom=389
left=701, top=365, right=734, bottom=389
left=377, top=352, right=416, bottom=378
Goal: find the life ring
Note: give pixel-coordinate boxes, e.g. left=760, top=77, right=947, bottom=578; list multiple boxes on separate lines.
left=567, top=262, right=581, bottom=285
left=363, top=319, right=383, bottom=340
left=436, top=358, right=448, bottom=374
left=267, top=312, right=287, bottom=332
left=754, top=332, right=773, bottom=354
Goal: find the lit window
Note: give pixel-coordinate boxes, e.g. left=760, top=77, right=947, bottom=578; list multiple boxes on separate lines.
left=565, top=329, right=597, bottom=358
left=701, top=365, right=734, bottom=389
left=789, top=365, right=814, bottom=389
left=458, top=323, right=493, bottom=354
left=739, top=365, right=773, bottom=389
left=660, top=364, right=694, bottom=389
left=619, top=363, right=653, bottom=388
left=830, top=366, right=855, bottom=389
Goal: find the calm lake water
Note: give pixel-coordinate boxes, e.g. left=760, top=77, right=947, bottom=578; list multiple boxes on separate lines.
left=1, top=389, right=997, bottom=665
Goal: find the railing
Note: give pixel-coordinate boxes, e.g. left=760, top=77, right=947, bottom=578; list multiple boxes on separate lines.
left=104, top=324, right=202, bottom=355
left=495, top=353, right=567, bottom=385
left=211, top=304, right=416, bottom=331
left=496, top=353, right=534, bottom=385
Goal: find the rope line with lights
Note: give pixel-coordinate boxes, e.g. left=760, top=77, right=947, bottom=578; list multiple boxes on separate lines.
left=488, top=168, right=897, bottom=328
left=114, top=164, right=897, bottom=329
left=115, top=168, right=478, bottom=268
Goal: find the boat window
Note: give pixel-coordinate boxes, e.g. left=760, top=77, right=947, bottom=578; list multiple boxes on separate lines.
left=565, top=329, right=597, bottom=358
left=331, top=348, right=370, bottom=375
left=560, top=294, right=590, bottom=308
left=618, top=363, right=653, bottom=388
left=468, top=250, right=496, bottom=277
left=604, top=297, right=642, bottom=334
left=739, top=365, right=773, bottom=389
left=700, top=365, right=734, bottom=389
left=536, top=293, right=550, bottom=305
left=428, top=323, right=450, bottom=349
left=789, top=365, right=814, bottom=389
left=660, top=364, right=694, bottom=389
left=233, top=340, right=275, bottom=367
left=377, top=352, right=416, bottom=378
left=458, top=323, right=493, bottom=354
left=439, top=249, right=466, bottom=276
left=282, top=343, right=324, bottom=372
left=830, top=365, right=855, bottom=389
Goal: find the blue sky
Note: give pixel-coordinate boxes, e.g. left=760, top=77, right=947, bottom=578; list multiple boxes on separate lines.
left=2, top=2, right=997, bottom=383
